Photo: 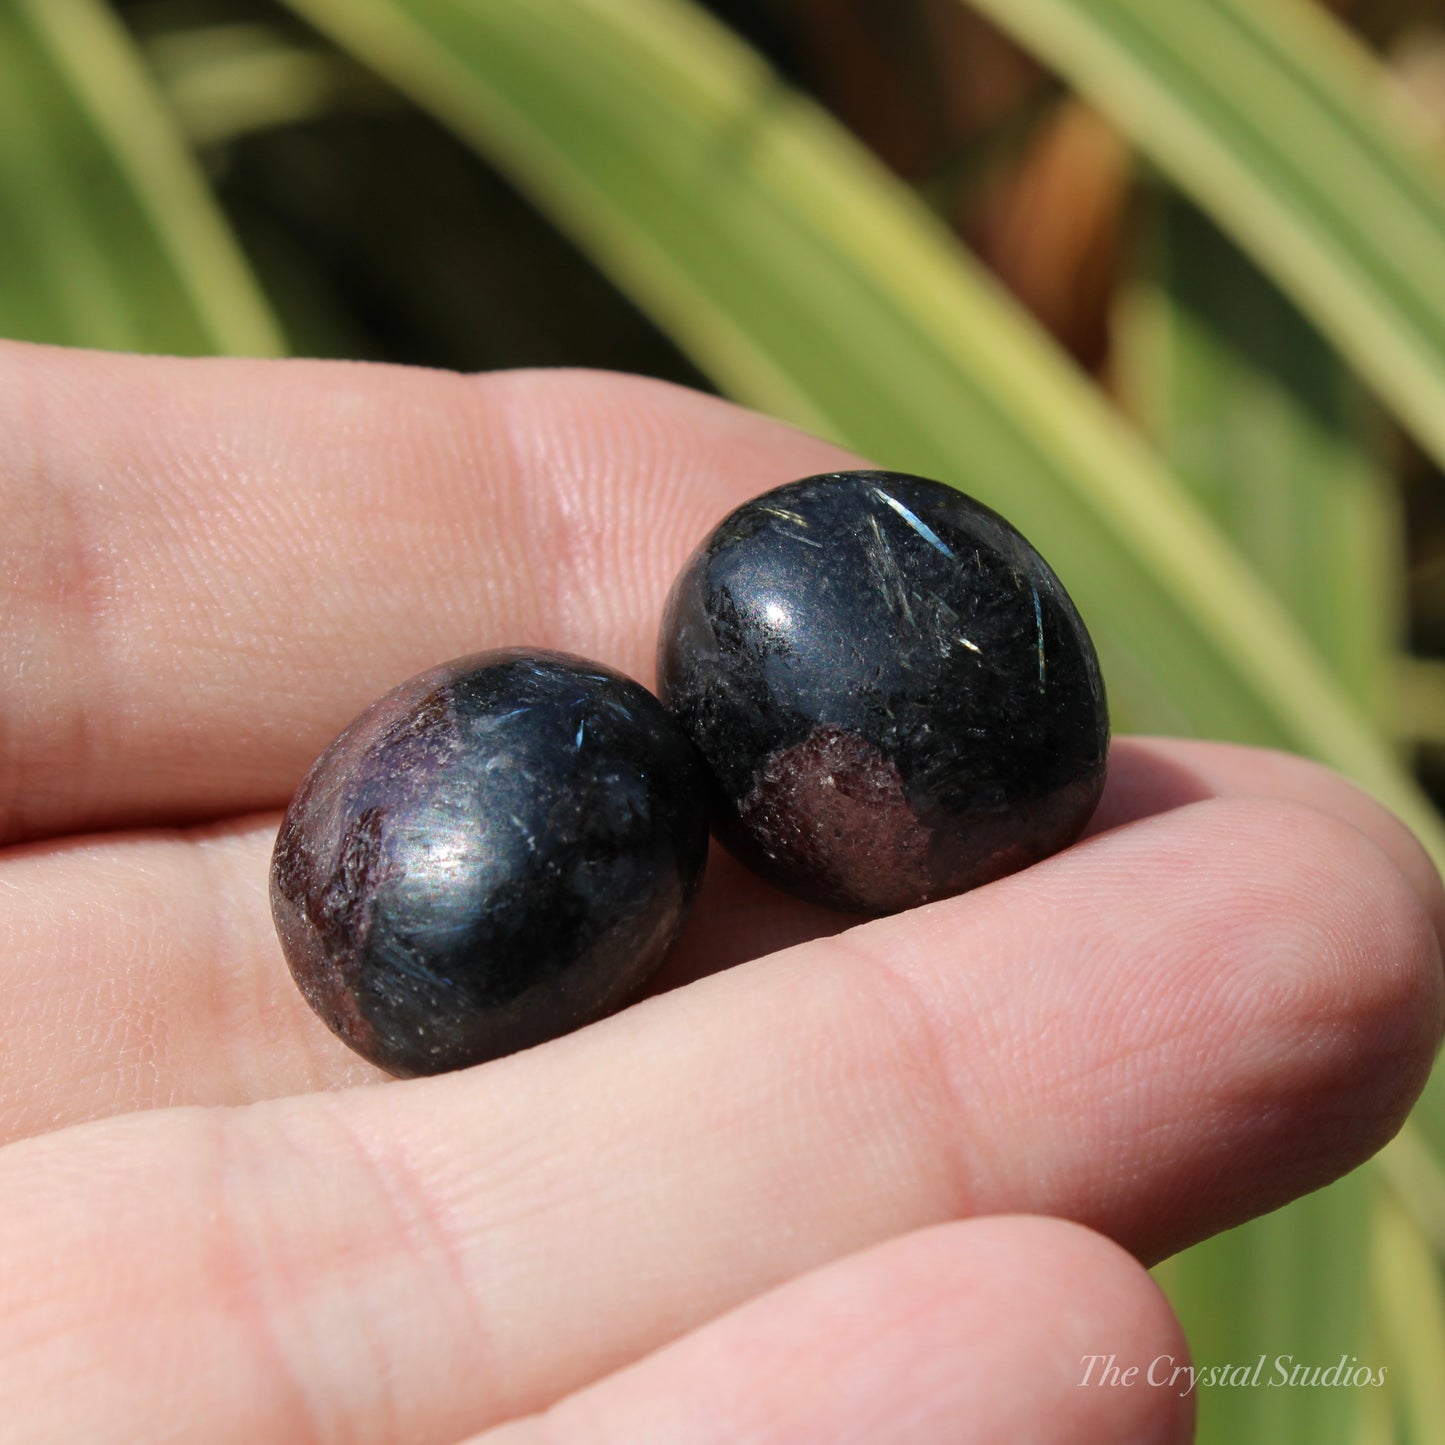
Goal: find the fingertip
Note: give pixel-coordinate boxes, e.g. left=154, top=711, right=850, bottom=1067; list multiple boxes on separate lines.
left=1089, top=794, right=1445, bottom=1249
left=481, top=1215, right=1194, bottom=1445
left=944, top=1216, right=1196, bottom=1445
left=1092, top=737, right=1445, bottom=960
left=1280, top=801, right=1445, bottom=1129
left=847, top=791, right=1445, bottom=1260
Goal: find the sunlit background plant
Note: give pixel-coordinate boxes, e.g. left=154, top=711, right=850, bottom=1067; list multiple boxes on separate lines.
left=4, top=0, right=1445, bottom=1438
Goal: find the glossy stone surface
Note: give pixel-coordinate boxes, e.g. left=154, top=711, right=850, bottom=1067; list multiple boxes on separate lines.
left=271, top=649, right=709, bottom=1077
left=657, top=471, right=1108, bottom=913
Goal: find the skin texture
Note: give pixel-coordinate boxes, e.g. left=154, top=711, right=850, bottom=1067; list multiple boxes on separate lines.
left=0, top=341, right=1442, bottom=1445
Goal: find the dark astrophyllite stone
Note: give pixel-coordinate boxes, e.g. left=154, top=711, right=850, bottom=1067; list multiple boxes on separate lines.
left=657, top=471, right=1109, bottom=914
left=270, top=649, right=709, bottom=1077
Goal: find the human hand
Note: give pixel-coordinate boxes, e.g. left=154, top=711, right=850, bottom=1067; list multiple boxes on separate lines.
left=1, top=343, right=1440, bottom=1444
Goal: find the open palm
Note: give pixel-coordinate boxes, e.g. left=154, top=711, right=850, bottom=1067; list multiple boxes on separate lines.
left=1, top=342, right=1441, bottom=1445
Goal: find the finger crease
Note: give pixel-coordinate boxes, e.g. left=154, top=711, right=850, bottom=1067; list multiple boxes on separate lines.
left=323, top=1098, right=512, bottom=1434
left=840, top=932, right=1007, bottom=1225
left=1, top=367, right=113, bottom=841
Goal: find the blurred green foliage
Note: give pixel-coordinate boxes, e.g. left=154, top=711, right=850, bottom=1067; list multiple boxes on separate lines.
left=5, top=1, right=1445, bottom=1440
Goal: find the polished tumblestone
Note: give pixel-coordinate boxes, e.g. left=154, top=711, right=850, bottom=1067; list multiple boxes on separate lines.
left=271, top=649, right=709, bottom=1076
left=657, top=471, right=1109, bottom=913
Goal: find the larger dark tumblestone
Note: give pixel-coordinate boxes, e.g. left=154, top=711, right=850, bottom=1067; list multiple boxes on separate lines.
left=657, top=471, right=1109, bottom=913
left=270, top=649, right=709, bottom=1076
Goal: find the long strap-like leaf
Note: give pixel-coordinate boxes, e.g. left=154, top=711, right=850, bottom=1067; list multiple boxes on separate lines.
left=1117, top=187, right=1400, bottom=724
left=1117, top=190, right=1396, bottom=1445
left=0, top=0, right=284, bottom=356
left=963, top=0, right=1445, bottom=475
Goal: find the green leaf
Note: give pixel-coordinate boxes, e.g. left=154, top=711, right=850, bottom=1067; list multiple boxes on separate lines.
left=1378, top=1125, right=1445, bottom=1267
left=959, top=0, right=1445, bottom=476
left=1371, top=1185, right=1445, bottom=1445
left=1397, top=656, right=1445, bottom=750
left=0, top=0, right=284, bottom=355
left=141, top=20, right=392, bottom=149
left=1117, top=187, right=1401, bottom=720
left=269, top=0, right=1445, bottom=852
left=1116, top=188, right=1406, bottom=1445
left=1153, top=1175, right=1372, bottom=1444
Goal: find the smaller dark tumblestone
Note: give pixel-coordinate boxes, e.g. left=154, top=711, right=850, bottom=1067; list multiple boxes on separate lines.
left=270, top=649, right=709, bottom=1077
left=657, top=471, right=1109, bottom=913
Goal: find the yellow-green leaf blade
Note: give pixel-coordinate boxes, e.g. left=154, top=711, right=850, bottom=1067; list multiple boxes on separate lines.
left=962, top=0, right=1445, bottom=476
left=0, top=0, right=283, bottom=356
left=1117, top=187, right=1402, bottom=721
left=1118, top=190, right=1404, bottom=1445
left=1371, top=1182, right=1445, bottom=1445
left=1154, top=1176, right=1372, bottom=1445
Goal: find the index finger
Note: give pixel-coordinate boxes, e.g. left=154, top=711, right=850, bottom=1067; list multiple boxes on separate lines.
left=0, top=343, right=857, bottom=842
